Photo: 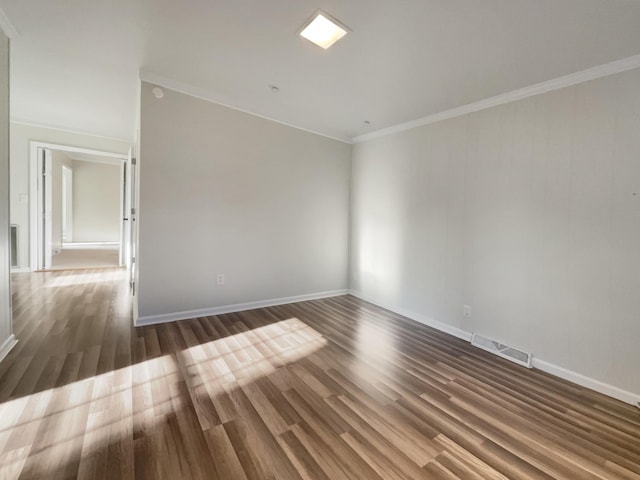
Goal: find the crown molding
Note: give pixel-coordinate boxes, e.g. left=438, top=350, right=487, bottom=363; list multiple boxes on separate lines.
left=352, top=54, right=640, bottom=143
left=139, top=70, right=353, bottom=145
left=10, top=118, right=134, bottom=144
left=0, top=7, right=18, bottom=38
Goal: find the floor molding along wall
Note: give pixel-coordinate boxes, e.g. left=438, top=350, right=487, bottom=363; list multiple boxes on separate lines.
left=10, top=267, right=31, bottom=273
left=0, top=334, right=17, bottom=364
left=136, top=289, right=349, bottom=327
left=348, top=289, right=640, bottom=406
left=63, top=242, right=120, bottom=249
left=348, top=289, right=472, bottom=342
left=531, top=358, right=640, bottom=407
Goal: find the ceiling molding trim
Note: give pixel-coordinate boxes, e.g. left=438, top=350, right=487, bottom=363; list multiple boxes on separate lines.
left=139, top=70, right=353, bottom=145
left=0, top=7, right=18, bottom=38
left=10, top=118, right=134, bottom=144
left=352, top=54, right=640, bottom=143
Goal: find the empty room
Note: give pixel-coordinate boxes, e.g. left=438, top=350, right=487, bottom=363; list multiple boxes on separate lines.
left=0, top=1, right=639, bottom=479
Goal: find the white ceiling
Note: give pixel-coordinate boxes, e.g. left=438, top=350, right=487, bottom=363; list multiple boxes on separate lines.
left=2, top=0, right=640, bottom=142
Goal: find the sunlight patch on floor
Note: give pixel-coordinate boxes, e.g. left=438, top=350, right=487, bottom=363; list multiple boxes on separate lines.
left=0, top=317, right=328, bottom=478
left=43, top=272, right=123, bottom=288
left=178, top=317, right=327, bottom=395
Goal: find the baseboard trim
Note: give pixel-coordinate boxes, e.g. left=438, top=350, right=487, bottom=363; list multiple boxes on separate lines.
left=348, top=289, right=473, bottom=342
left=136, top=289, right=350, bottom=327
left=10, top=267, right=31, bottom=273
left=63, top=242, right=120, bottom=249
left=0, top=335, right=18, bottom=364
left=348, top=289, right=639, bottom=406
left=531, top=358, right=639, bottom=406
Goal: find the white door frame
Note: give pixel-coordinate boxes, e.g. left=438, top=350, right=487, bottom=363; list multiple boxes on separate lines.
left=29, top=142, right=129, bottom=271
left=61, top=164, right=73, bottom=243
left=37, top=148, right=53, bottom=270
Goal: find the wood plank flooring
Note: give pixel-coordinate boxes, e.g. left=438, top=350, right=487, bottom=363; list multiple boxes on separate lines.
left=50, top=246, right=120, bottom=270
left=1, top=268, right=639, bottom=479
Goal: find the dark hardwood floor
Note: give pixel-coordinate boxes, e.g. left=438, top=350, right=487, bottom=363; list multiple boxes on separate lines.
left=1, top=268, right=639, bottom=479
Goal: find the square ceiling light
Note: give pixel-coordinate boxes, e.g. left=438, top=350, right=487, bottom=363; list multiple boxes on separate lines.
left=299, top=11, right=349, bottom=50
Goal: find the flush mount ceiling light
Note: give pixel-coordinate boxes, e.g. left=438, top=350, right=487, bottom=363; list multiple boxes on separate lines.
left=299, top=11, right=350, bottom=50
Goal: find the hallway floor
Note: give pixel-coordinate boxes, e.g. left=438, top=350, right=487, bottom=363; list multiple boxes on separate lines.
left=51, top=245, right=120, bottom=270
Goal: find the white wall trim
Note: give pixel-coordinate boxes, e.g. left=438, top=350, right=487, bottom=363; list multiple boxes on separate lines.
left=139, top=71, right=353, bottom=145
left=29, top=142, right=128, bottom=161
left=136, top=289, right=349, bottom=327
left=531, top=358, right=640, bottom=406
left=0, top=7, right=18, bottom=39
left=0, top=334, right=17, bottom=364
left=352, top=54, right=640, bottom=143
left=10, top=267, right=30, bottom=273
left=349, top=290, right=639, bottom=406
left=11, top=119, right=134, bottom=144
left=29, top=141, right=128, bottom=271
left=348, top=289, right=473, bottom=342
left=63, top=241, right=120, bottom=247
left=139, top=55, right=640, bottom=146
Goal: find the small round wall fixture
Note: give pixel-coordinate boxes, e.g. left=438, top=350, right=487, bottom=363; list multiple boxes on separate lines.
left=152, top=86, right=164, bottom=99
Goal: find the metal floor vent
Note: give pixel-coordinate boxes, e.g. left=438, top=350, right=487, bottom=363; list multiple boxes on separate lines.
left=471, top=333, right=532, bottom=368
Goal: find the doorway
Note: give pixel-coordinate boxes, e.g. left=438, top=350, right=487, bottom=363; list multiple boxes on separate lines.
left=30, top=142, right=131, bottom=271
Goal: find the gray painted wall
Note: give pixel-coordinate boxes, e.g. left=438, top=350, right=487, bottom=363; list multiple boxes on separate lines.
left=138, top=82, right=352, bottom=319
left=0, top=30, right=12, bottom=352
left=350, top=68, right=640, bottom=395
left=72, top=160, right=121, bottom=242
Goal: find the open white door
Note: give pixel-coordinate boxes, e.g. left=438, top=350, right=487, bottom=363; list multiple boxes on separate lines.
left=61, top=165, right=73, bottom=243
left=36, top=147, right=53, bottom=270
left=120, top=149, right=132, bottom=268
left=129, top=151, right=138, bottom=294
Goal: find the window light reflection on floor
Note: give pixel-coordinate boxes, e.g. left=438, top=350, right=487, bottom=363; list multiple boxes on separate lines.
left=0, top=318, right=327, bottom=478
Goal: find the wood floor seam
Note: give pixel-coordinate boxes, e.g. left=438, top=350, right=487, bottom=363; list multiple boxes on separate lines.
left=1, top=269, right=639, bottom=479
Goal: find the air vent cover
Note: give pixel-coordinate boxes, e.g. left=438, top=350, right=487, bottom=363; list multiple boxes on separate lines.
left=471, top=333, right=532, bottom=368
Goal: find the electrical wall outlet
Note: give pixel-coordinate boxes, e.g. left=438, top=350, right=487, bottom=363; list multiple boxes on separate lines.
left=463, top=305, right=472, bottom=318
left=216, top=274, right=225, bottom=285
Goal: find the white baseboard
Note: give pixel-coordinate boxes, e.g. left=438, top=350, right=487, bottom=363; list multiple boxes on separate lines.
left=0, top=334, right=18, bottom=364
left=10, top=267, right=31, bottom=273
left=531, top=358, right=639, bottom=406
left=348, top=289, right=473, bottom=342
left=63, top=242, right=120, bottom=249
left=348, top=289, right=640, bottom=406
left=136, top=289, right=350, bottom=327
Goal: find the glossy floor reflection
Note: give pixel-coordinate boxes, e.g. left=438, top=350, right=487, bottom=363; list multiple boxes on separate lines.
left=1, top=269, right=639, bottom=479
